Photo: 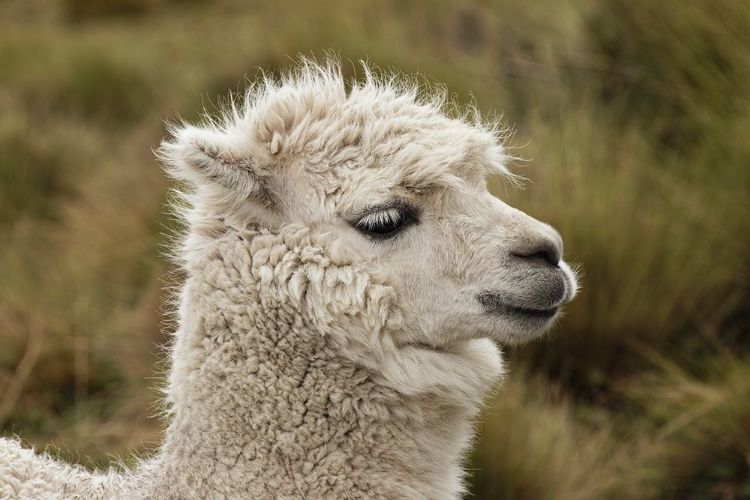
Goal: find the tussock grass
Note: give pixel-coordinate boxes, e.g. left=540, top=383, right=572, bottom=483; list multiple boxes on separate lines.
left=622, top=353, right=750, bottom=498
left=584, top=0, right=750, bottom=151
left=0, top=110, right=82, bottom=225
left=471, top=370, right=649, bottom=500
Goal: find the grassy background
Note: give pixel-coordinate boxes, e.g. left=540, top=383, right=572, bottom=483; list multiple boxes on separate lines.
left=0, top=0, right=748, bottom=498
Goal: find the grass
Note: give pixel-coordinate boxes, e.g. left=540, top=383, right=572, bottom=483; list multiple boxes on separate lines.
left=0, top=0, right=747, bottom=497
left=470, top=369, right=649, bottom=500
left=621, top=352, right=750, bottom=498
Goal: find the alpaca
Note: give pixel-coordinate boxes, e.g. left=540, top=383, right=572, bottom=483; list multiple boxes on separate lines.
left=0, top=59, right=578, bottom=499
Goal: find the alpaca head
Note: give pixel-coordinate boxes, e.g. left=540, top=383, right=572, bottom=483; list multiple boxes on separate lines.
left=160, top=60, right=578, bottom=352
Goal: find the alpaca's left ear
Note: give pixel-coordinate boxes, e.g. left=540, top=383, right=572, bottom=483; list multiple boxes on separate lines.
left=159, top=125, right=269, bottom=201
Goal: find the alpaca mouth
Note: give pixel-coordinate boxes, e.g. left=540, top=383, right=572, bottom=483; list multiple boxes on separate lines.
left=475, top=293, right=559, bottom=320
left=505, top=304, right=558, bottom=319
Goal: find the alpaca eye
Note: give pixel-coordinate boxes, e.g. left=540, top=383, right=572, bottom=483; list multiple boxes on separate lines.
left=355, top=208, right=412, bottom=238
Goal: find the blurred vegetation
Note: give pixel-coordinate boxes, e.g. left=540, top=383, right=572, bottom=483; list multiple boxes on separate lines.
left=0, top=0, right=747, bottom=498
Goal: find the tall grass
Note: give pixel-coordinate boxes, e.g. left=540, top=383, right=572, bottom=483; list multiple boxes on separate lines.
left=470, top=369, right=649, bottom=500
left=622, top=353, right=750, bottom=498
left=0, top=0, right=747, bottom=497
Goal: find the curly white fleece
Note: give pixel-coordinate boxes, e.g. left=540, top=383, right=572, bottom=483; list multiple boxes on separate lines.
left=1, top=224, right=500, bottom=499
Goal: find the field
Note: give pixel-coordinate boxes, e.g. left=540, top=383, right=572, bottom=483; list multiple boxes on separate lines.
left=0, top=0, right=748, bottom=498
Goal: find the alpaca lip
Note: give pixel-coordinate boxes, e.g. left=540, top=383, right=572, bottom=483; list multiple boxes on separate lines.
left=507, top=304, right=558, bottom=319
left=476, top=293, right=559, bottom=319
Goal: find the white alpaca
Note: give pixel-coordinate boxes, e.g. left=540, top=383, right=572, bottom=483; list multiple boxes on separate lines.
left=0, top=59, right=578, bottom=499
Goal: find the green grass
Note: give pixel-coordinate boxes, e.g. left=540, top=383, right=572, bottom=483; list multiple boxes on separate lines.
left=621, top=353, right=750, bottom=498
left=0, top=0, right=747, bottom=497
left=470, top=369, right=649, bottom=500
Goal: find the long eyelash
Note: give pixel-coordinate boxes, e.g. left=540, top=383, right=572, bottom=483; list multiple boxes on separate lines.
left=356, top=208, right=405, bottom=229
left=349, top=201, right=420, bottom=240
left=352, top=200, right=418, bottom=223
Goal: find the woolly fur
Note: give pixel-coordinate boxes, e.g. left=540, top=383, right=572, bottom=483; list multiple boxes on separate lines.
left=0, top=58, right=578, bottom=499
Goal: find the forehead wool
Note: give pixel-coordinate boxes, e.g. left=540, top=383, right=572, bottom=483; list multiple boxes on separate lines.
left=186, top=58, right=516, bottom=190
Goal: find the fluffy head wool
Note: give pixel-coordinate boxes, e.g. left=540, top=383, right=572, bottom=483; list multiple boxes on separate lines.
left=159, top=59, right=516, bottom=265
left=0, top=58, right=578, bottom=499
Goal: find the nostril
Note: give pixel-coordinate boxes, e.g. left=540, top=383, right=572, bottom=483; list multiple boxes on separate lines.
left=532, top=249, right=558, bottom=267
left=512, top=240, right=561, bottom=267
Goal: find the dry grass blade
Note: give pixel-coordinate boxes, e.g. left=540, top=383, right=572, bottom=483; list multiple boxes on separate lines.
left=0, top=318, right=43, bottom=428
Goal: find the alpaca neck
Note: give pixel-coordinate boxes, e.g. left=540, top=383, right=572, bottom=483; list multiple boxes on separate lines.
left=156, top=319, right=481, bottom=498
left=144, top=230, right=501, bottom=499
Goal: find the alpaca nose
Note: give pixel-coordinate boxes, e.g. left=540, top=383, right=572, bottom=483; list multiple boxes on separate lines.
left=511, top=233, right=562, bottom=267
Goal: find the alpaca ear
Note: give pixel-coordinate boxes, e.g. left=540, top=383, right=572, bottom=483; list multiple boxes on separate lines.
left=159, top=125, right=269, bottom=201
